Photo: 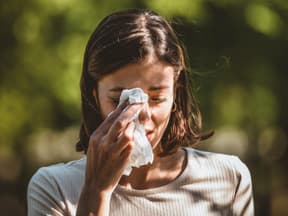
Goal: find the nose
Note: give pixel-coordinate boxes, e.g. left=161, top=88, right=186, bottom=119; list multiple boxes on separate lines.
left=138, top=103, right=152, bottom=124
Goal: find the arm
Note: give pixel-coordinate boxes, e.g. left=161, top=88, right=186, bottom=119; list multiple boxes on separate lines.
left=76, top=102, right=141, bottom=216
left=27, top=168, right=66, bottom=216
left=76, top=187, right=111, bottom=216
left=231, top=157, right=254, bottom=216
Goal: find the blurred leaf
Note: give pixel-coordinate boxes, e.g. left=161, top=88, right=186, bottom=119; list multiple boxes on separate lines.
left=147, top=0, right=206, bottom=20
left=245, top=3, right=284, bottom=37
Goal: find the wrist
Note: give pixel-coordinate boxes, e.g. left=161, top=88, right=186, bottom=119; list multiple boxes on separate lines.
left=83, top=183, right=113, bottom=196
left=76, top=185, right=112, bottom=216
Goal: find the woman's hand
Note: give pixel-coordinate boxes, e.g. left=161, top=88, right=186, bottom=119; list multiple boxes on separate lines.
left=77, top=102, right=143, bottom=216
left=85, top=102, right=142, bottom=193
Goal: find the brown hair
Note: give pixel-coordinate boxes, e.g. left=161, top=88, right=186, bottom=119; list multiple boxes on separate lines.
left=76, top=9, right=211, bottom=154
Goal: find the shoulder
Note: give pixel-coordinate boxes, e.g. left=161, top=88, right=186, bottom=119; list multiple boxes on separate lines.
left=183, top=148, right=254, bottom=214
left=184, top=147, right=252, bottom=184
left=27, top=157, right=86, bottom=202
left=29, top=157, right=86, bottom=185
left=27, top=157, right=86, bottom=215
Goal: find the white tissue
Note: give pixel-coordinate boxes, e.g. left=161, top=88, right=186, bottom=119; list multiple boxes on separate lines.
left=118, top=88, right=154, bottom=176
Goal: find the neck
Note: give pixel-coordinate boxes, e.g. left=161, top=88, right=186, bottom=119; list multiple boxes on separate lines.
left=119, top=147, right=186, bottom=190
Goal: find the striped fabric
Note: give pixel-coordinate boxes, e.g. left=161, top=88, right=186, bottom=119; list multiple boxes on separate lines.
left=27, top=148, right=254, bottom=216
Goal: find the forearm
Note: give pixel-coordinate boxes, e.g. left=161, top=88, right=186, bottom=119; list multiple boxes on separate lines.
left=76, top=187, right=112, bottom=216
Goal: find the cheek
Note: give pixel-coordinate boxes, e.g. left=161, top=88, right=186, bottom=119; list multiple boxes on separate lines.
left=98, top=98, right=117, bottom=119
left=149, top=103, right=172, bottom=147
left=97, top=83, right=118, bottom=119
left=151, top=102, right=173, bottom=127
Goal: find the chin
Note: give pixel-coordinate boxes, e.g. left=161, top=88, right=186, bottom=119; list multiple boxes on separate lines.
left=150, top=138, right=163, bottom=152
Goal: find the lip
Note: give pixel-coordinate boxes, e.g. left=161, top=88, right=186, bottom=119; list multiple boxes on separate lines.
left=146, top=131, right=154, bottom=141
left=146, top=130, right=153, bottom=135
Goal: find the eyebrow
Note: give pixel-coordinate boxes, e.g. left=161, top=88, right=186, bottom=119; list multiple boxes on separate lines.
left=109, top=85, right=170, bottom=92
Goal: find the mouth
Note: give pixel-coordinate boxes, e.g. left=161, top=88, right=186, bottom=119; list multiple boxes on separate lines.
left=146, top=131, right=154, bottom=141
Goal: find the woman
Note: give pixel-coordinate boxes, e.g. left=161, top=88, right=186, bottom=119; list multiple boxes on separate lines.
left=27, top=9, right=254, bottom=216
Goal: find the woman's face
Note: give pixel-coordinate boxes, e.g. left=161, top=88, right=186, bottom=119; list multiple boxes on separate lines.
left=97, top=55, right=176, bottom=151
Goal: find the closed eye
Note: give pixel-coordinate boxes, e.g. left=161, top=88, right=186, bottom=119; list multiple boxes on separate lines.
left=110, top=97, right=120, bottom=105
left=149, top=97, right=167, bottom=103
left=110, top=97, right=167, bottom=105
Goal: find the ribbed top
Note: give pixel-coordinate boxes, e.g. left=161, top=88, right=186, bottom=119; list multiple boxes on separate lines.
left=27, top=148, right=254, bottom=216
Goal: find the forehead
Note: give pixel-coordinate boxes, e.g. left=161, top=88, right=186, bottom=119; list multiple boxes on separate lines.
left=98, top=57, right=176, bottom=91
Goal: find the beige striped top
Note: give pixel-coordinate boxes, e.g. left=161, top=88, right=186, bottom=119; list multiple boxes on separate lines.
left=27, top=148, right=254, bottom=215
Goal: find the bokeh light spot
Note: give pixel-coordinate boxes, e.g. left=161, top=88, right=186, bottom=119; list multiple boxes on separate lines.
left=258, top=127, right=287, bottom=161
left=245, top=4, right=283, bottom=37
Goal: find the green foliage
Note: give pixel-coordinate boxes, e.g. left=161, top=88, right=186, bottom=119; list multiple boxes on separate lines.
left=0, top=0, right=287, bottom=215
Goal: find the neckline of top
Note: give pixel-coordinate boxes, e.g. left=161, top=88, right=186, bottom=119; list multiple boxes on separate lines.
left=115, top=147, right=191, bottom=196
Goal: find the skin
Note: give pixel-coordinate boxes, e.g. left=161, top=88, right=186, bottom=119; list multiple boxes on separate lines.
left=76, top=55, right=187, bottom=216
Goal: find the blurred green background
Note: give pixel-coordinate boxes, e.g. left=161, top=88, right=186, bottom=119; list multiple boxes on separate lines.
left=0, top=0, right=287, bottom=215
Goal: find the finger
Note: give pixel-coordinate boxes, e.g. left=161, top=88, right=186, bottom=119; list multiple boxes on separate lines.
left=87, top=101, right=130, bottom=154
left=112, top=121, right=135, bottom=156
left=106, top=103, right=143, bottom=143
left=118, top=144, right=133, bottom=171
left=88, top=100, right=128, bottom=150
left=91, top=101, right=128, bottom=137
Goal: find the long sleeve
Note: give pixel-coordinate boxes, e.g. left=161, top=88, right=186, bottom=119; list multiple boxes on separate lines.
left=230, top=157, right=254, bottom=216
left=27, top=168, right=66, bottom=216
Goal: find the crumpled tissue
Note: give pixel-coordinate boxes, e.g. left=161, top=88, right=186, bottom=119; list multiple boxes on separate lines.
left=118, top=88, right=154, bottom=176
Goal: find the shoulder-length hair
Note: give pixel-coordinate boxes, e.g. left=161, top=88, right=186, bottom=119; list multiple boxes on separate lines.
left=76, top=9, right=211, bottom=155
